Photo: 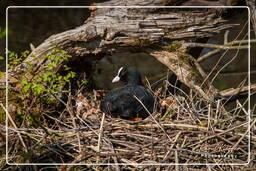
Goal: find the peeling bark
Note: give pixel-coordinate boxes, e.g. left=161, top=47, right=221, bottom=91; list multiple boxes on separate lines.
left=20, top=0, right=236, bottom=73
left=149, top=50, right=218, bottom=100
left=13, top=0, right=242, bottom=100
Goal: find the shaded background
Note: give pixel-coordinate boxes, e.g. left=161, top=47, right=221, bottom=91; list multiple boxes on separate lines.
left=0, top=1, right=255, bottom=111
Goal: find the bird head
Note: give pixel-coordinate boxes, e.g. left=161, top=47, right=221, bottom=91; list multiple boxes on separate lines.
left=112, top=67, right=143, bottom=85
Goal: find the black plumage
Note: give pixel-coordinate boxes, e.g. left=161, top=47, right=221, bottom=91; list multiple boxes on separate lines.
left=100, top=67, right=155, bottom=119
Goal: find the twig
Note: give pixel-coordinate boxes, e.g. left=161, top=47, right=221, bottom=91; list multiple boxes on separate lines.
left=109, top=141, right=120, bottom=171
left=185, top=42, right=248, bottom=50
left=224, top=30, right=229, bottom=44
left=207, top=103, right=211, bottom=131
left=1, top=103, right=28, bottom=153
left=67, top=93, right=81, bottom=152
left=197, top=39, right=256, bottom=63
left=210, top=41, right=243, bottom=84
left=188, top=121, right=251, bottom=148
left=220, top=83, right=256, bottom=97
left=175, top=150, right=179, bottom=171
left=97, top=112, right=105, bottom=163
left=162, top=131, right=181, bottom=162
left=224, top=115, right=256, bottom=160
left=133, top=95, right=172, bottom=141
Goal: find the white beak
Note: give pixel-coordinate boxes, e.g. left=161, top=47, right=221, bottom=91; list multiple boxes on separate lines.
left=112, top=75, right=120, bottom=83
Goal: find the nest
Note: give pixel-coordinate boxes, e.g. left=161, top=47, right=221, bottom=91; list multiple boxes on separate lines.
left=5, top=88, right=253, bottom=170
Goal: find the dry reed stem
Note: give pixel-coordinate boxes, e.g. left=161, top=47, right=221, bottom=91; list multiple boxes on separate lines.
left=2, top=84, right=253, bottom=168
left=1, top=103, right=28, bottom=153
left=97, top=112, right=105, bottom=163
left=133, top=95, right=172, bottom=141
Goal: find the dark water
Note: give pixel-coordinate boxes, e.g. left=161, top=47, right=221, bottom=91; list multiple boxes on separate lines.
left=94, top=52, right=168, bottom=89
left=198, top=11, right=256, bottom=113
left=200, top=11, right=255, bottom=88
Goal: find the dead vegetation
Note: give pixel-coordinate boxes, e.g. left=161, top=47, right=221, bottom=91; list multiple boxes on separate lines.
left=1, top=76, right=255, bottom=170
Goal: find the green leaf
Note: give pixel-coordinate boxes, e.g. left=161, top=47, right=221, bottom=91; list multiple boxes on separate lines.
left=21, top=79, right=28, bottom=85
left=21, top=50, right=30, bottom=57
left=34, top=84, right=45, bottom=95
left=23, top=83, right=31, bottom=93
left=0, top=72, right=4, bottom=78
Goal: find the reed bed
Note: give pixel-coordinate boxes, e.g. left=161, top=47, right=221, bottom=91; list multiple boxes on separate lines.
left=2, top=82, right=255, bottom=170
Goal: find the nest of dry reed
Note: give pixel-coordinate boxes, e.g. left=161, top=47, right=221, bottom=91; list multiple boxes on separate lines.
left=4, top=83, right=255, bottom=170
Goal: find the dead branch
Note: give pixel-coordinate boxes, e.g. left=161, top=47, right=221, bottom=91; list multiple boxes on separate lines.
left=19, top=1, right=235, bottom=75
left=197, top=39, right=255, bottom=63
left=149, top=50, right=219, bottom=100
left=185, top=42, right=248, bottom=50
left=7, top=0, right=241, bottom=104
left=220, top=83, right=256, bottom=97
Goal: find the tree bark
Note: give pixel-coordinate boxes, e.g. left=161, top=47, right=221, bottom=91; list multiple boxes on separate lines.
left=22, top=0, right=235, bottom=71
left=15, top=0, right=241, bottom=100
left=149, top=50, right=219, bottom=100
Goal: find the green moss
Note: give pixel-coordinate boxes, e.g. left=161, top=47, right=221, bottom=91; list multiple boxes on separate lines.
left=179, top=54, right=190, bottom=61
left=135, top=39, right=152, bottom=48
left=163, top=41, right=182, bottom=52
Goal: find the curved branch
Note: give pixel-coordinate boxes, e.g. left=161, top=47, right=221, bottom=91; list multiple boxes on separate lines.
left=20, top=3, right=235, bottom=74
left=197, top=39, right=256, bottom=63
left=149, top=50, right=218, bottom=100
left=186, top=43, right=248, bottom=50
left=13, top=0, right=240, bottom=101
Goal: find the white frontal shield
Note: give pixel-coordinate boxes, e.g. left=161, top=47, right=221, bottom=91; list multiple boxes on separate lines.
left=112, top=76, right=120, bottom=83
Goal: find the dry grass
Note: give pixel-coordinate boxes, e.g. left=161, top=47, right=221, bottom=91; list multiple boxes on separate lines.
left=1, top=81, right=255, bottom=170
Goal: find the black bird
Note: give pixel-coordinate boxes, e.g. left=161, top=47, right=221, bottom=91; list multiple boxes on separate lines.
left=100, top=67, right=155, bottom=119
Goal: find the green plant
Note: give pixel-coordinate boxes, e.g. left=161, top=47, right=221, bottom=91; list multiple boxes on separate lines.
left=8, top=50, right=29, bottom=69
left=2, top=48, right=77, bottom=128
left=19, top=48, right=76, bottom=97
left=0, top=28, right=10, bottom=39
left=0, top=56, right=4, bottom=78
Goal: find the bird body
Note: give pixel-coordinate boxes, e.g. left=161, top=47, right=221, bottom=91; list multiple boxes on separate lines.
left=100, top=67, right=155, bottom=119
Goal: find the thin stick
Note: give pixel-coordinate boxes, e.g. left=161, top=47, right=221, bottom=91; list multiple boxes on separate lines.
left=109, top=141, right=120, bottom=171
left=133, top=95, right=172, bottom=141
left=233, top=102, right=255, bottom=150
left=1, top=103, right=28, bottom=153
left=163, top=131, right=181, bottom=162
left=197, top=39, right=256, bottom=63
left=175, top=150, right=179, bottom=171
left=97, top=112, right=105, bottom=163
left=207, top=103, right=211, bottom=131
left=185, top=42, right=248, bottom=50
left=67, top=95, right=81, bottom=152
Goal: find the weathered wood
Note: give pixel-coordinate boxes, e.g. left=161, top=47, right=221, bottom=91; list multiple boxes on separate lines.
left=12, top=0, right=243, bottom=101
left=149, top=50, right=218, bottom=100
left=220, top=83, right=256, bottom=97
left=20, top=0, right=236, bottom=74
